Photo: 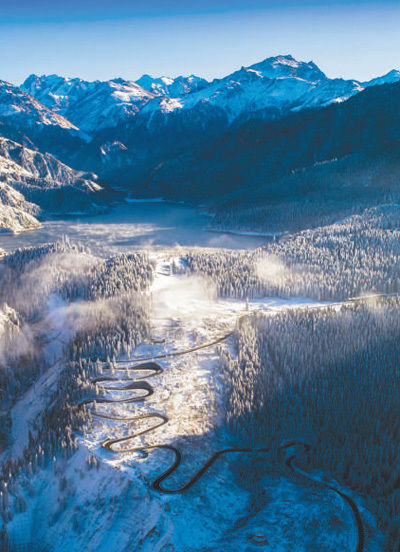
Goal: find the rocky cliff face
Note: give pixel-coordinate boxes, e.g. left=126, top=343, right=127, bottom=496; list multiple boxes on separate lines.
left=0, top=136, right=108, bottom=233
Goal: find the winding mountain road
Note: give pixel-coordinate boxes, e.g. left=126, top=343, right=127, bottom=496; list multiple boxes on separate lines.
left=76, top=293, right=398, bottom=549
left=80, top=360, right=271, bottom=493
left=80, top=358, right=365, bottom=550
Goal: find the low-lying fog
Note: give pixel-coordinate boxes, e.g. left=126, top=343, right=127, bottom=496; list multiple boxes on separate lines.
left=0, top=201, right=269, bottom=254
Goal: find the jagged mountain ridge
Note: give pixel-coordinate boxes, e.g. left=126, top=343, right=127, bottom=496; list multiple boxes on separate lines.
left=21, top=55, right=400, bottom=136
left=0, top=53, right=397, bottom=204
left=15, top=54, right=400, bottom=196
left=21, top=55, right=369, bottom=132
left=135, top=74, right=208, bottom=97
left=142, top=55, right=364, bottom=124
left=0, top=79, right=77, bottom=131
left=0, top=79, right=86, bottom=170
left=21, top=74, right=156, bottom=133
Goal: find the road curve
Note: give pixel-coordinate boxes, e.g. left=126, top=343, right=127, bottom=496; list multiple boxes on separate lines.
left=79, top=360, right=271, bottom=493
left=80, top=362, right=363, bottom=552
left=280, top=441, right=364, bottom=552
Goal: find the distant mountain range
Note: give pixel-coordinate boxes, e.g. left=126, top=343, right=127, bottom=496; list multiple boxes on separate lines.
left=1, top=54, right=400, bottom=231
left=19, top=55, right=400, bottom=132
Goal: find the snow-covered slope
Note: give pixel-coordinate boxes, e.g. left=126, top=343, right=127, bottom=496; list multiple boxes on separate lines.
left=0, top=136, right=107, bottom=229
left=136, top=74, right=208, bottom=96
left=0, top=136, right=101, bottom=194
left=0, top=303, right=21, bottom=345
left=364, top=69, right=400, bottom=88
left=0, top=80, right=77, bottom=130
left=0, top=182, right=41, bottom=234
left=142, top=55, right=363, bottom=122
left=21, top=74, right=156, bottom=132
left=20, top=55, right=400, bottom=135
left=0, top=201, right=40, bottom=234
left=0, top=251, right=382, bottom=551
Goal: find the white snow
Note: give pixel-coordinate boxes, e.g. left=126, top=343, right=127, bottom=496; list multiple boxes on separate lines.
left=21, top=75, right=156, bottom=132
left=20, top=54, right=389, bottom=133
left=159, top=97, right=184, bottom=113
left=0, top=79, right=78, bottom=129
left=140, top=55, right=365, bottom=123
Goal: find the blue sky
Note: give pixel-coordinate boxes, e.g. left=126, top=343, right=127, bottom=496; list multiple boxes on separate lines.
left=1, top=1, right=399, bottom=84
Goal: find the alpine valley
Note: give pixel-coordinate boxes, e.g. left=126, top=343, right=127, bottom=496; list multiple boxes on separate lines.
left=1, top=54, right=400, bottom=233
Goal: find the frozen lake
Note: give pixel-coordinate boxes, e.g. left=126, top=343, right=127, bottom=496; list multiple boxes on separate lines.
left=0, top=201, right=269, bottom=255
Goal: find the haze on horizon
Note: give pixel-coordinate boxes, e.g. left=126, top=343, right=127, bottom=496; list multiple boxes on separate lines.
left=1, top=0, right=400, bottom=85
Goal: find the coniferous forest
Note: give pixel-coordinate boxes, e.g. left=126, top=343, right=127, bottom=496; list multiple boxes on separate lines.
left=219, top=299, right=400, bottom=551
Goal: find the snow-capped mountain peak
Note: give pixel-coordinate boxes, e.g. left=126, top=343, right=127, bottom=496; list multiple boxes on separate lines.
left=247, top=54, right=328, bottom=83
left=21, top=74, right=155, bottom=132
left=364, top=69, right=400, bottom=88
left=144, top=55, right=362, bottom=124
left=0, top=79, right=78, bottom=130
left=135, top=73, right=208, bottom=96
left=16, top=55, right=400, bottom=139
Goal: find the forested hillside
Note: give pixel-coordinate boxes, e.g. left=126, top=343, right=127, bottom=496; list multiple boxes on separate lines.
left=219, top=298, right=400, bottom=551
left=183, top=205, right=400, bottom=301
left=146, top=81, right=400, bottom=205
